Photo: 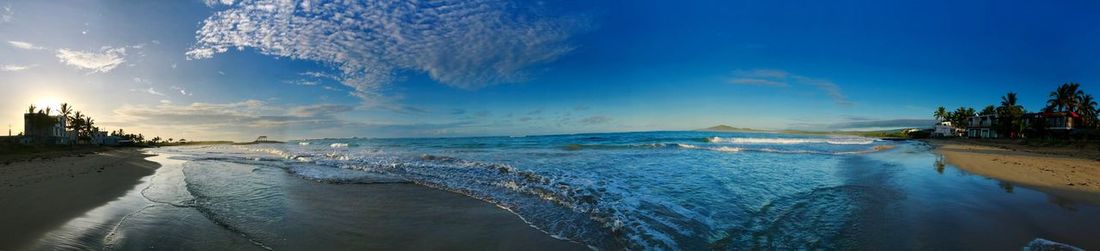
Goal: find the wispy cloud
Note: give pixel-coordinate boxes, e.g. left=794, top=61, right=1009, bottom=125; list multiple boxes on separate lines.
left=728, top=69, right=789, bottom=87
left=56, top=47, right=127, bottom=73
left=110, top=100, right=468, bottom=140
left=170, top=86, right=192, bottom=96
left=145, top=87, right=165, bottom=96
left=797, top=77, right=852, bottom=106
left=728, top=69, right=852, bottom=106
left=187, top=0, right=587, bottom=105
left=1, top=4, right=12, bottom=23
left=0, top=64, right=33, bottom=71
left=7, top=41, right=44, bottom=50
left=284, top=79, right=320, bottom=86
left=579, top=115, right=612, bottom=125
left=289, top=104, right=354, bottom=117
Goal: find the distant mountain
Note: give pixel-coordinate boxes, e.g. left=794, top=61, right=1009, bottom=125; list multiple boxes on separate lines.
left=697, top=125, right=764, bottom=132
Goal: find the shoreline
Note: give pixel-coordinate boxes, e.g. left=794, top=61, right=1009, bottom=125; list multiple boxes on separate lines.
left=927, top=139, right=1100, bottom=205
left=1, top=147, right=584, bottom=250
left=0, top=148, right=160, bottom=250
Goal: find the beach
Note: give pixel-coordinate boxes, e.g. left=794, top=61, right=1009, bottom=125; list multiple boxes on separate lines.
left=0, top=148, right=584, bottom=250
left=928, top=139, right=1100, bottom=205
left=0, top=148, right=159, bottom=250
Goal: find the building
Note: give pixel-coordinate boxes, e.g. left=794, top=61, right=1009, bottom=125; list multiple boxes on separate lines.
left=933, top=121, right=962, bottom=137
left=966, top=115, right=1000, bottom=139
left=21, top=113, right=71, bottom=145
left=91, top=131, right=109, bottom=145
left=1021, top=112, right=1082, bottom=137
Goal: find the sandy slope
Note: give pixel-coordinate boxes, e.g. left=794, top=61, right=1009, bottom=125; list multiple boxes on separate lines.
left=0, top=148, right=159, bottom=250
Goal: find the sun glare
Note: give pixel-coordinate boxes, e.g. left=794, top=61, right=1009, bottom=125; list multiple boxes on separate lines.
left=33, top=97, right=63, bottom=113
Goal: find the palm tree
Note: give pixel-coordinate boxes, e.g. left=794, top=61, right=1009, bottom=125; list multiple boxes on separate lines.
left=1047, top=83, right=1082, bottom=113
left=934, top=106, right=948, bottom=122
left=59, top=103, right=75, bottom=144
left=998, top=92, right=1025, bottom=138
left=980, top=105, right=997, bottom=116
left=27, top=104, right=36, bottom=114
left=84, top=118, right=93, bottom=133
left=951, top=107, right=976, bottom=128
left=44, top=107, right=51, bottom=116
left=1079, top=94, right=1099, bottom=128
left=72, top=112, right=85, bottom=143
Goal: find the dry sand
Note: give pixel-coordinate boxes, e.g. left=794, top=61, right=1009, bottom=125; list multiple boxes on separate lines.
left=928, top=139, right=1100, bottom=205
left=0, top=148, right=159, bottom=250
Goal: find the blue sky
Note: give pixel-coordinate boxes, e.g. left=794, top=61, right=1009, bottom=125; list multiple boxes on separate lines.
left=1, top=0, right=1099, bottom=141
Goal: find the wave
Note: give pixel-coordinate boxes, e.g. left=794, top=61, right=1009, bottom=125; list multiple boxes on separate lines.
left=713, top=146, right=742, bottom=152
left=706, top=136, right=877, bottom=145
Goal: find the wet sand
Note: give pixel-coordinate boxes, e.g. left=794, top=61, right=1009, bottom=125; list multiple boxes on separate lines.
left=2, top=149, right=583, bottom=250
left=928, top=139, right=1100, bottom=205
left=0, top=148, right=159, bottom=250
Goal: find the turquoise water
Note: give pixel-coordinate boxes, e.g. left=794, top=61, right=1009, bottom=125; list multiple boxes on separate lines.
left=34, top=131, right=1100, bottom=250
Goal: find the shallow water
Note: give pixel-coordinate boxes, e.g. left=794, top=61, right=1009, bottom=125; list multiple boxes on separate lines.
left=30, top=131, right=1100, bottom=250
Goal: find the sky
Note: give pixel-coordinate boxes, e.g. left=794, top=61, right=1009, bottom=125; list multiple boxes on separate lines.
left=1, top=0, right=1099, bottom=141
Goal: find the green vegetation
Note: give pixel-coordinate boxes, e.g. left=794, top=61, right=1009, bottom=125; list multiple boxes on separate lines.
left=931, top=83, right=1100, bottom=139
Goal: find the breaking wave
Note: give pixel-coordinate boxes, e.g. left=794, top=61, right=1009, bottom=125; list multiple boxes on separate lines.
left=706, top=137, right=877, bottom=145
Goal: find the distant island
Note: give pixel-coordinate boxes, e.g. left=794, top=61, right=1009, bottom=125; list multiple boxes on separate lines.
left=697, top=125, right=769, bottom=132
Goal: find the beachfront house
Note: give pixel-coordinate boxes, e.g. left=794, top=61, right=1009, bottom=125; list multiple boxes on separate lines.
left=966, top=115, right=1000, bottom=139
left=1021, top=112, right=1082, bottom=137
left=21, top=112, right=71, bottom=145
left=91, top=131, right=109, bottom=145
left=933, top=121, right=962, bottom=137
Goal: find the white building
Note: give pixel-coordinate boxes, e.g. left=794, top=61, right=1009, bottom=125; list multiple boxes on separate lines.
left=933, top=121, right=961, bottom=138
left=966, top=115, right=1000, bottom=139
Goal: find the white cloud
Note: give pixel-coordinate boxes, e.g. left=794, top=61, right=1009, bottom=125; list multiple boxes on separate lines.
left=728, top=69, right=852, bottom=106
left=0, top=64, right=33, bottom=71
left=187, top=0, right=586, bottom=104
left=7, top=41, right=44, bottom=50
left=56, top=47, right=127, bottom=73
left=145, top=87, right=165, bottom=96
left=203, top=0, right=236, bottom=7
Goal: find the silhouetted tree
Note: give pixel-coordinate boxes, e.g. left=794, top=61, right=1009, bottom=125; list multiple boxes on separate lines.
left=996, top=92, right=1026, bottom=138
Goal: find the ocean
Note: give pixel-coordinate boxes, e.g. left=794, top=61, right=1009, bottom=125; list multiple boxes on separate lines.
left=30, top=131, right=1100, bottom=250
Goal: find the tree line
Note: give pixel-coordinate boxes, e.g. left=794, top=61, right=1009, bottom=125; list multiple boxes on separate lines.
left=933, top=83, right=1099, bottom=138
left=24, top=102, right=182, bottom=145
